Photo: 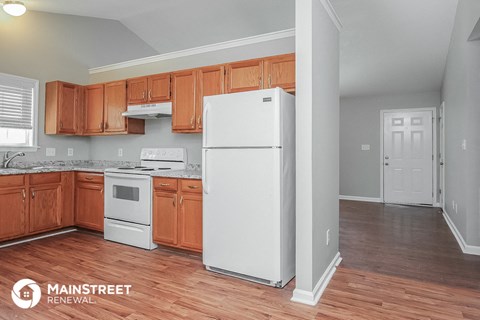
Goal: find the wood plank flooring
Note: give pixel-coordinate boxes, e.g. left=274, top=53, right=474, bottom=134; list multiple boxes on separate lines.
left=0, top=200, right=479, bottom=319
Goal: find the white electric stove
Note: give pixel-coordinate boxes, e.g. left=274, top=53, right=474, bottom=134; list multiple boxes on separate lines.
left=104, top=148, right=187, bottom=250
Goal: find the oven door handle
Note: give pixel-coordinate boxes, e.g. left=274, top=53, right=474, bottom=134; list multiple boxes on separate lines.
left=104, top=172, right=151, bottom=180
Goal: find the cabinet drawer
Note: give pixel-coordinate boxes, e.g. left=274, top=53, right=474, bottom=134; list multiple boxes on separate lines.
left=29, top=172, right=61, bottom=185
left=76, top=172, right=104, bottom=184
left=0, top=174, right=25, bottom=188
left=153, top=177, right=177, bottom=191
left=180, top=179, right=202, bottom=193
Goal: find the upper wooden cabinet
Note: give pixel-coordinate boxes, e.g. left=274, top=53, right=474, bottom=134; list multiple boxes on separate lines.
left=225, top=59, right=263, bottom=93
left=263, top=53, right=296, bottom=92
left=84, top=84, right=104, bottom=134
left=172, top=70, right=196, bottom=131
left=196, top=66, right=224, bottom=132
left=45, top=81, right=83, bottom=135
left=104, top=80, right=128, bottom=133
left=83, top=81, right=144, bottom=135
left=127, top=73, right=171, bottom=105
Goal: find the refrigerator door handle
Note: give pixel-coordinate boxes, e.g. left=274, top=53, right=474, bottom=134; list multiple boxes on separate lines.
left=202, top=149, right=209, bottom=194
left=203, top=103, right=209, bottom=147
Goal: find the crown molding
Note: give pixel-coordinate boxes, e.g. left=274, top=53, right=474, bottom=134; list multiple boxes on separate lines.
left=319, top=0, right=343, bottom=32
left=89, top=28, right=295, bottom=74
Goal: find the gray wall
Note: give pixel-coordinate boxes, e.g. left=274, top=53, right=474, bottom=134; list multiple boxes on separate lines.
left=442, top=0, right=480, bottom=246
left=88, top=37, right=295, bottom=164
left=294, top=0, right=339, bottom=302
left=339, top=91, right=441, bottom=198
left=0, top=10, right=157, bottom=162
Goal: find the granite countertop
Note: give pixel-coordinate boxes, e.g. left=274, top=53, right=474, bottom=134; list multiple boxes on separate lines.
left=0, top=160, right=202, bottom=179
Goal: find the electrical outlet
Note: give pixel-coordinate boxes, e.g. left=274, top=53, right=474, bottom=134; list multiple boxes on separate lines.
left=326, top=229, right=330, bottom=246
left=67, top=148, right=74, bottom=157
left=46, top=148, right=56, bottom=157
left=462, top=139, right=467, bottom=150
left=118, top=148, right=123, bottom=157
left=361, top=144, right=370, bottom=151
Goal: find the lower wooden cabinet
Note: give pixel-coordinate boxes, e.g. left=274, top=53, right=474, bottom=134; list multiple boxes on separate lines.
left=153, top=191, right=178, bottom=245
left=0, top=187, right=26, bottom=241
left=29, top=184, right=62, bottom=233
left=153, top=177, right=202, bottom=252
left=75, top=172, right=104, bottom=232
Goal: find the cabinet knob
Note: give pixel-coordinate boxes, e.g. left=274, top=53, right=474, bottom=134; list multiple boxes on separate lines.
left=190, top=116, right=194, bottom=127
left=160, top=183, right=170, bottom=186
left=188, top=185, right=199, bottom=189
left=180, top=196, right=183, bottom=205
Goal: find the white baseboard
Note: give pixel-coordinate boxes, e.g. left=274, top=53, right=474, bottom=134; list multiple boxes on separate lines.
left=291, top=252, right=342, bottom=306
left=339, top=195, right=382, bottom=203
left=0, top=228, right=77, bottom=249
left=443, top=211, right=480, bottom=256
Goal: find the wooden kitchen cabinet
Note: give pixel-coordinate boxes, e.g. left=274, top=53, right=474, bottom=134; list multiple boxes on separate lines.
left=75, top=172, right=104, bottom=232
left=45, top=81, right=83, bottom=134
left=225, top=59, right=263, bottom=93
left=127, top=73, right=171, bottom=105
left=84, top=84, right=104, bottom=134
left=173, top=66, right=224, bottom=133
left=0, top=186, right=26, bottom=241
left=172, top=70, right=197, bottom=131
left=195, top=65, right=225, bottom=132
left=263, top=53, right=296, bottom=92
left=178, top=179, right=202, bottom=251
left=28, top=173, right=63, bottom=234
left=152, top=191, right=178, bottom=245
left=152, top=177, right=202, bottom=252
left=104, top=80, right=128, bottom=133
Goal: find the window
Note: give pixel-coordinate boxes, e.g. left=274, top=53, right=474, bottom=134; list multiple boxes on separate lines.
left=0, top=72, right=39, bottom=151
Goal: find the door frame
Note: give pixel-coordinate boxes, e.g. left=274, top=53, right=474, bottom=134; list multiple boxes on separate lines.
left=379, top=107, right=438, bottom=205
left=439, top=102, right=445, bottom=209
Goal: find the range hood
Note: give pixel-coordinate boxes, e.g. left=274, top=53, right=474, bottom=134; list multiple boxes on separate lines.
left=122, top=102, right=172, bottom=119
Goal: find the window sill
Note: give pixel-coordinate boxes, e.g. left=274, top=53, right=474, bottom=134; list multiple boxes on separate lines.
left=0, top=146, right=40, bottom=152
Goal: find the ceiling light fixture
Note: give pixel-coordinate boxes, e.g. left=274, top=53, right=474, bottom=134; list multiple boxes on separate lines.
left=2, top=1, right=27, bottom=17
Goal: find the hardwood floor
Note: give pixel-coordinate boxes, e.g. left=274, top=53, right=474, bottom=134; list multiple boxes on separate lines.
left=0, top=200, right=479, bottom=319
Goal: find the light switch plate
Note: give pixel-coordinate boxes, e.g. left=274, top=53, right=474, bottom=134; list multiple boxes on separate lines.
left=118, top=148, right=123, bottom=157
left=361, top=144, right=370, bottom=151
left=462, top=139, right=467, bottom=150
left=67, top=148, right=74, bottom=157
left=46, top=148, right=56, bottom=157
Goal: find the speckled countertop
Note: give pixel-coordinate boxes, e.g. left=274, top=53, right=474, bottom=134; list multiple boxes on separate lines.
left=0, top=161, right=202, bottom=179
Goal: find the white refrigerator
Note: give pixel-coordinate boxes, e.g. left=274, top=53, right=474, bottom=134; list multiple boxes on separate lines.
left=202, top=88, right=295, bottom=288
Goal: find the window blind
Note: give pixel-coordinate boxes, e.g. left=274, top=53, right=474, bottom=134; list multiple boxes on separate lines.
left=0, top=73, right=36, bottom=130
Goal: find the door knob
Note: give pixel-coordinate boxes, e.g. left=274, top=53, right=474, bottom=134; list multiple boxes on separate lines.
left=440, top=162, right=444, bottom=165
left=385, top=163, right=389, bottom=166
left=384, top=155, right=389, bottom=160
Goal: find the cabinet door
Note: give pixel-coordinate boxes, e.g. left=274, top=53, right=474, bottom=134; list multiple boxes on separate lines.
left=127, top=77, right=148, bottom=105
left=104, top=80, right=127, bottom=133
left=75, top=182, right=104, bottom=232
left=0, top=188, right=26, bottom=241
left=225, top=59, right=263, bottom=93
left=29, top=184, right=62, bottom=233
left=58, top=82, right=79, bottom=134
left=179, top=193, right=202, bottom=251
left=172, top=70, right=196, bottom=131
left=148, top=73, right=171, bottom=102
left=153, top=191, right=178, bottom=245
left=196, top=66, right=224, bottom=131
left=264, top=54, right=295, bottom=92
left=84, top=84, right=104, bottom=134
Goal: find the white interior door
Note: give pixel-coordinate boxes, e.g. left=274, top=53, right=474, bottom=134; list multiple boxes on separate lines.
left=383, top=110, right=433, bottom=205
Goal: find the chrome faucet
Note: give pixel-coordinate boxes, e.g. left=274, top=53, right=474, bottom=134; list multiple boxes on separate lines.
left=2, top=151, right=25, bottom=168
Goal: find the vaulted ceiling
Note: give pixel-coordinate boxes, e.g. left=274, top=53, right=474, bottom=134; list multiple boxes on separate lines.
left=22, top=0, right=459, bottom=97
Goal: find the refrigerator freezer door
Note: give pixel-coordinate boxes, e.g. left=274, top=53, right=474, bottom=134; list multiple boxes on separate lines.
left=203, top=88, right=282, bottom=148
left=203, top=148, right=282, bottom=282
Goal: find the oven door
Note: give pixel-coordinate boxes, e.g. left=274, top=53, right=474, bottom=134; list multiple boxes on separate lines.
left=104, top=172, right=152, bottom=225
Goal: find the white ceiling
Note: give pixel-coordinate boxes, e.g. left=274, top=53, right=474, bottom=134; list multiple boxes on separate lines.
left=27, top=0, right=459, bottom=98
left=332, top=0, right=458, bottom=98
